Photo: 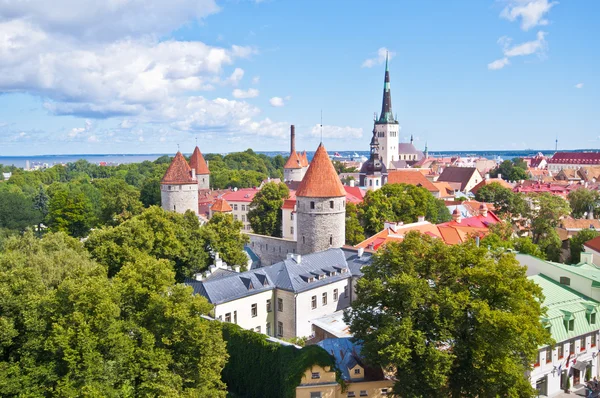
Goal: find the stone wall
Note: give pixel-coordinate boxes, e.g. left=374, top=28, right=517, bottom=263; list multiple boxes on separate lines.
left=296, top=196, right=345, bottom=255
left=197, top=173, right=210, bottom=190
left=284, top=167, right=303, bottom=182
left=160, top=183, right=199, bottom=214
left=247, top=233, right=297, bottom=266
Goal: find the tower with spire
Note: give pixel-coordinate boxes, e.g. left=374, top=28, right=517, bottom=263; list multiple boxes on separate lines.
left=359, top=127, right=387, bottom=190
left=373, top=53, right=400, bottom=169
left=160, top=151, right=199, bottom=215
left=189, top=146, right=210, bottom=190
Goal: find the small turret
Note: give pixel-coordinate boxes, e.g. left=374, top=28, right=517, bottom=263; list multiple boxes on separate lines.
left=160, top=151, right=199, bottom=215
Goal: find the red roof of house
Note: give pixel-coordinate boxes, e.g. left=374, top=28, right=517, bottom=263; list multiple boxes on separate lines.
left=387, top=170, right=439, bottom=192
left=221, top=188, right=261, bottom=203
left=189, top=146, right=210, bottom=175
left=300, top=151, right=309, bottom=167
left=211, top=198, right=232, bottom=212
left=282, top=199, right=296, bottom=210
left=296, top=144, right=346, bottom=198
left=584, top=236, right=600, bottom=253
left=549, top=152, right=600, bottom=165
left=161, top=152, right=196, bottom=185
left=343, top=186, right=366, bottom=204
left=470, top=178, right=513, bottom=195
left=284, top=151, right=303, bottom=169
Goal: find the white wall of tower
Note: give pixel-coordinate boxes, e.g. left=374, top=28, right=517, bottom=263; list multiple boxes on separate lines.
left=375, top=122, right=399, bottom=169
left=161, top=183, right=199, bottom=215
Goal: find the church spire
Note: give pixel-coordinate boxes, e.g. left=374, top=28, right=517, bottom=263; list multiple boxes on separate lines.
left=378, top=52, right=395, bottom=124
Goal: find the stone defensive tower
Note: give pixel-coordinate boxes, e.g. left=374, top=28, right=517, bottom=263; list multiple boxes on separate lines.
left=160, top=151, right=199, bottom=215
left=295, top=143, right=346, bottom=255
left=189, top=146, right=210, bottom=190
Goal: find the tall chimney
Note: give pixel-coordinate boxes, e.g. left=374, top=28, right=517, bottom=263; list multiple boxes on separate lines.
left=290, top=125, right=296, bottom=154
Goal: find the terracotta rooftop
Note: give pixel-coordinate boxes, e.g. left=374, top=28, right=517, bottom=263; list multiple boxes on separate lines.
left=161, top=152, right=196, bottom=185
left=300, top=151, right=309, bottom=167
left=584, top=236, right=600, bottom=253
left=211, top=198, right=232, bottom=213
left=284, top=151, right=302, bottom=169
left=222, top=188, right=260, bottom=203
left=559, top=217, right=600, bottom=231
left=189, top=146, right=210, bottom=175
left=470, top=178, right=513, bottom=195
left=437, top=166, right=479, bottom=191
left=387, top=170, right=438, bottom=192
left=296, top=144, right=346, bottom=198
left=549, top=152, right=600, bottom=165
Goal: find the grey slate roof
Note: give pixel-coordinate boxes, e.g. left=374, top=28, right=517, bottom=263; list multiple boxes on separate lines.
left=186, top=248, right=373, bottom=304
left=398, top=143, right=424, bottom=158
left=437, top=166, right=478, bottom=191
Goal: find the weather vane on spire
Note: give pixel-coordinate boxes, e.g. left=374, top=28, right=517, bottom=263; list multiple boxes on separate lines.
left=320, top=110, right=323, bottom=143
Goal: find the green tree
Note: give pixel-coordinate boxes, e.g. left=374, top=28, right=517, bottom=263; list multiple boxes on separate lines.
left=32, top=184, right=49, bottom=235
left=529, top=193, right=571, bottom=243
left=46, top=186, right=96, bottom=237
left=0, top=189, right=41, bottom=231
left=201, top=212, right=250, bottom=270
left=491, top=158, right=528, bottom=181
left=345, top=202, right=365, bottom=245
left=475, top=182, right=528, bottom=219
left=359, top=184, right=451, bottom=236
left=346, top=232, right=552, bottom=397
left=140, top=177, right=162, bottom=207
left=247, top=182, right=289, bottom=237
left=570, top=229, right=600, bottom=264
left=567, top=188, right=600, bottom=219
left=94, top=177, right=143, bottom=225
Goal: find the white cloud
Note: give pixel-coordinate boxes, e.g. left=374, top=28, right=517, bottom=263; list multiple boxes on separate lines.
left=227, top=68, right=244, bottom=85
left=67, top=119, right=92, bottom=138
left=500, top=0, right=557, bottom=31
left=310, top=124, right=363, bottom=139
left=87, top=135, right=99, bottom=143
left=488, top=57, right=510, bottom=70
left=361, top=47, right=395, bottom=68
left=269, top=97, right=285, bottom=107
left=232, top=88, right=259, bottom=98
left=575, top=83, right=584, bottom=89
left=252, top=76, right=260, bottom=84
left=119, top=119, right=136, bottom=129
left=488, top=31, right=547, bottom=70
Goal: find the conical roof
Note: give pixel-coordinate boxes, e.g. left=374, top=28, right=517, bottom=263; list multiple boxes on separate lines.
left=284, top=151, right=302, bottom=169
left=211, top=197, right=232, bottom=212
left=161, top=152, right=196, bottom=185
left=296, top=144, right=345, bottom=198
left=300, top=151, right=309, bottom=167
left=189, top=146, right=210, bottom=175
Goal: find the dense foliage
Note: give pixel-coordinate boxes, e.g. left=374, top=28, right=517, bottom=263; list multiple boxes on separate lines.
left=0, top=232, right=227, bottom=397
left=221, top=322, right=339, bottom=398
left=346, top=232, right=552, bottom=397
left=205, top=149, right=286, bottom=189
left=570, top=229, right=600, bottom=264
left=247, top=182, right=290, bottom=237
left=568, top=188, right=600, bottom=219
left=358, top=183, right=451, bottom=236
left=490, top=158, right=528, bottom=181
left=345, top=202, right=365, bottom=245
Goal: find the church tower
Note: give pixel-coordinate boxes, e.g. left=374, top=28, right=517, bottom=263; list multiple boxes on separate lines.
left=189, top=146, right=210, bottom=190
left=359, top=127, right=387, bottom=190
left=160, top=151, right=199, bottom=215
left=374, top=53, right=399, bottom=169
left=295, top=143, right=346, bottom=255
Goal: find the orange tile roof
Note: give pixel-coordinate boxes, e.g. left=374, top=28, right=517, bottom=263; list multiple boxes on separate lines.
left=300, top=151, right=309, bottom=167
left=161, top=152, right=196, bottom=185
left=432, top=181, right=455, bottom=198
left=584, top=236, right=600, bottom=252
left=387, top=170, right=439, bottom=192
left=282, top=199, right=296, bottom=210
left=559, top=217, right=600, bottom=230
left=284, top=151, right=302, bottom=169
left=211, top=197, right=232, bottom=212
left=470, top=178, right=513, bottom=195
left=296, top=143, right=346, bottom=198
left=189, top=146, right=210, bottom=175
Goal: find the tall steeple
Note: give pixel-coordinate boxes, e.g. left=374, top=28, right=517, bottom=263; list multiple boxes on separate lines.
left=378, top=52, right=395, bottom=124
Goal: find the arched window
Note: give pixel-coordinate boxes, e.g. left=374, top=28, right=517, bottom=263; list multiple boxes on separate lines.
left=330, top=235, right=333, bottom=245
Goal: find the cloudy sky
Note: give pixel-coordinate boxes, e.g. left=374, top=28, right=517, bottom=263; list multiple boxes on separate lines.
left=0, top=0, right=598, bottom=155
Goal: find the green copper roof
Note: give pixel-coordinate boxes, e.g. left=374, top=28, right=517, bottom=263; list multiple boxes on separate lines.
left=529, top=274, right=600, bottom=344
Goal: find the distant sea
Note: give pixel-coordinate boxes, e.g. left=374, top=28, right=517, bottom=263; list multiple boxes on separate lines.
left=0, top=149, right=597, bottom=169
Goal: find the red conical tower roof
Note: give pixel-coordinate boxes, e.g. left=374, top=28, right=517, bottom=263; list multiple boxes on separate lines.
left=296, top=144, right=345, bottom=197
left=300, top=151, right=309, bottom=167
left=161, top=152, right=196, bottom=185
left=284, top=151, right=302, bottom=169
left=211, top=197, right=232, bottom=212
left=189, top=146, right=210, bottom=175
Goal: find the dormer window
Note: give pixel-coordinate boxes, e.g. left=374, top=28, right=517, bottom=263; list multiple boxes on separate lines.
left=564, top=319, right=574, bottom=331
left=560, top=277, right=571, bottom=286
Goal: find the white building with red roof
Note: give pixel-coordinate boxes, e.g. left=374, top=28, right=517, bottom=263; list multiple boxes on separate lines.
left=221, top=188, right=261, bottom=232
left=160, top=151, right=199, bottom=215
left=548, top=152, right=600, bottom=172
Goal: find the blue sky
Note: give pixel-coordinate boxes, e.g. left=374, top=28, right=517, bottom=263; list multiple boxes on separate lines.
left=0, top=0, right=598, bottom=155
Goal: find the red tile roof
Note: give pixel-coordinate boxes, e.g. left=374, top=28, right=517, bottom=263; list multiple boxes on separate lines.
left=437, top=167, right=478, bottom=191
left=343, top=186, right=366, bottom=204
left=282, top=199, right=296, bottom=210
left=189, top=146, right=210, bottom=175
left=470, top=178, right=513, bottom=195
left=161, top=152, right=196, bottom=185
left=211, top=198, right=232, bottom=212
left=222, top=188, right=260, bottom=203
left=584, top=236, right=600, bottom=253
left=549, top=152, right=600, bottom=165
left=300, top=151, right=309, bottom=167
left=387, top=170, right=439, bottom=192
left=284, top=151, right=302, bottom=169
left=296, top=144, right=346, bottom=198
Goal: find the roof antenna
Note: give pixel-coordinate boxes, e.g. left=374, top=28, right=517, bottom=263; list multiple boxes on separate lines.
left=320, top=109, right=323, bottom=144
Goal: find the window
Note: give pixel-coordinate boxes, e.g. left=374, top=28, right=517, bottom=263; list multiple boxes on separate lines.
left=310, top=393, right=322, bottom=398
left=354, top=368, right=361, bottom=375
left=255, top=326, right=261, bottom=333
left=311, top=372, right=320, bottom=379
left=233, top=204, right=238, bottom=211
left=303, top=236, right=305, bottom=244
left=558, top=344, right=563, bottom=359
left=376, top=179, right=379, bottom=186
left=330, top=200, right=334, bottom=209
left=333, top=289, right=339, bottom=301
left=534, top=351, right=540, bottom=367
left=234, top=214, right=238, bottom=220
left=593, top=334, right=597, bottom=348
left=225, top=313, right=231, bottom=323
left=311, top=295, right=317, bottom=310
left=381, top=389, right=389, bottom=396
left=568, top=319, right=574, bottom=331
left=310, top=201, right=315, bottom=209
left=251, top=303, right=257, bottom=317
left=545, top=347, right=552, bottom=364
left=242, top=215, right=246, bottom=222
left=241, top=205, right=246, bottom=211
left=173, top=205, right=176, bottom=211
left=329, top=236, right=333, bottom=245
left=560, top=276, right=571, bottom=286
left=344, top=285, right=349, bottom=298
left=291, top=226, right=294, bottom=235
left=266, top=299, right=272, bottom=312
left=277, top=321, right=283, bottom=336
left=290, top=213, right=294, bottom=220
left=234, top=311, right=237, bottom=324
left=581, top=337, right=586, bottom=352
left=360, top=391, right=368, bottom=397
left=266, top=322, right=271, bottom=336
left=278, top=298, right=283, bottom=312
left=592, top=313, right=597, bottom=324
left=347, top=393, right=356, bottom=398
left=570, top=340, right=575, bottom=354
left=322, top=292, right=327, bottom=306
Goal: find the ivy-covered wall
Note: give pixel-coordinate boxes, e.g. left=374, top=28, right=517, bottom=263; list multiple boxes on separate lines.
left=221, top=323, right=338, bottom=398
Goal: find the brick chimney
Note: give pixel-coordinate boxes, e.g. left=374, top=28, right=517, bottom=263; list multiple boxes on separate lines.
left=290, top=125, right=296, bottom=154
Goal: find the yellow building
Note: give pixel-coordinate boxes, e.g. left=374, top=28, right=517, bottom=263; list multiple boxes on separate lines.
left=296, top=338, right=394, bottom=398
